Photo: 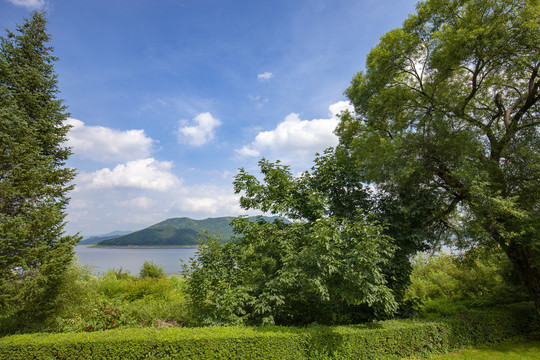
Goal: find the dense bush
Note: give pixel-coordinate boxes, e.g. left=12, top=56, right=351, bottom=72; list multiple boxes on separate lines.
left=139, top=261, right=166, bottom=279
left=183, top=217, right=396, bottom=327
left=21, top=261, right=193, bottom=333
left=48, top=261, right=100, bottom=332
left=0, top=261, right=99, bottom=335
left=224, top=150, right=440, bottom=326
left=62, top=300, right=134, bottom=333
left=93, top=269, right=190, bottom=329
left=404, top=248, right=529, bottom=315
left=0, top=304, right=537, bottom=359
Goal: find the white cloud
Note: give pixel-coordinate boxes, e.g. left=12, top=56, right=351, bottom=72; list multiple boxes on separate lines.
left=251, top=112, right=338, bottom=151
left=83, top=158, right=181, bottom=191
left=6, top=0, right=45, bottom=9
left=66, top=177, right=247, bottom=235
left=120, top=197, right=157, bottom=210
left=257, top=72, right=273, bottom=81
left=173, top=186, right=242, bottom=215
left=236, top=146, right=261, bottom=157
left=329, top=100, right=354, bottom=117
left=236, top=101, right=353, bottom=164
left=177, top=112, right=221, bottom=146
left=65, top=118, right=154, bottom=162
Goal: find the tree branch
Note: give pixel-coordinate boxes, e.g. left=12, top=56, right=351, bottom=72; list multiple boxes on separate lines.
left=423, top=195, right=462, bottom=227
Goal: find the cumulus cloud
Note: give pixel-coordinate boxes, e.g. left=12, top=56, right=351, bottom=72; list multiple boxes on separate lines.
left=329, top=100, right=354, bottom=117
left=6, top=0, right=45, bottom=9
left=249, top=112, right=338, bottom=154
left=177, top=192, right=241, bottom=214
left=236, top=146, right=260, bottom=157
left=257, top=72, right=273, bottom=81
left=177, top=112, right=221, bottom=146
left=236, top=101, right=353, bottom=163
left=66, top=176, right=246, bottom=235
left=65, top=118, right=154, bottom=162
left=82, top=158, right=181, bottom=191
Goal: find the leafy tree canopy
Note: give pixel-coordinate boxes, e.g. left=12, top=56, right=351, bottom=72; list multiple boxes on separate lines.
left=184, top=152, right=400, bottom=326
left=337, top=0, right=540, bottom=310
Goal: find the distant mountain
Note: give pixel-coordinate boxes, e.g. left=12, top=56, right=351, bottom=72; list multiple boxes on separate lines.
left=79, top=231, right=132, bottom=245
left=95, top=216, right=284, bottom=247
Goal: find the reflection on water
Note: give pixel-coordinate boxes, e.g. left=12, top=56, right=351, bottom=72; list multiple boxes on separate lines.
left=75, top=246, right=199, bottom=275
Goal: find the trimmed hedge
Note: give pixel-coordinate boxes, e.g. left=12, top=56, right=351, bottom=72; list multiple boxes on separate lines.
left=0, top=326, right=306, bottom=359
left=0, top=303, right=537, bottom=359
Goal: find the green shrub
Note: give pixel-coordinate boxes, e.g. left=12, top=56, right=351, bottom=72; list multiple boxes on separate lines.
left=123, top=277, right=177, bottom=301
left=405, top=248, right=528, bottom=309
left=0, top=304, right=537, bottom=359
left=47, top=261, right=100, bottom=332
left=184, top=219, right=397, bottom=327
left=48, top=264, right=192, bottom=331
left=97, top=269, right=131, bottom=300
left=122, top=278, right=192, bottom=327
left=124, top=298, right=190, bottom=327
left=139, top=261, right=166, bottom=279
left=0, top=327, right=306, bottom=360
left=68, top=299, right=134, bottom=332
left=0, top=260, right=102, bottom=334
left=97, top=271, right=192, bottom=327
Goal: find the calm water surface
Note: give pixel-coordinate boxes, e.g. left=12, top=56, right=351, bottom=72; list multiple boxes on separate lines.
left=75, top=246, right=198, bottom=275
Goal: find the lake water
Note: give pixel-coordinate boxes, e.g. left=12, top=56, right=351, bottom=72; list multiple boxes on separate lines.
left=75, top=246, right=199, bottom=275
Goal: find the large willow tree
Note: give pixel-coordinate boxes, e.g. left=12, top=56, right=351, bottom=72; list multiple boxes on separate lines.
left=0, top=12, right=78, bottom=332
left=337, top=0, right=540, bottom=310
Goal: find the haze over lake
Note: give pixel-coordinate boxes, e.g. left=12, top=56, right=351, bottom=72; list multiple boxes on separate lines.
left=75, top=246, right=198, bottom=275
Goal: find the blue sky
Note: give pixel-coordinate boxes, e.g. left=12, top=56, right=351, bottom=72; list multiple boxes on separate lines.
left=1, top=0, right=418, bottom=236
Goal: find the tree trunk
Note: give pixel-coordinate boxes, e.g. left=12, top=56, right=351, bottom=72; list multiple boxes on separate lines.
left=505, top=245, right=540, bottom=314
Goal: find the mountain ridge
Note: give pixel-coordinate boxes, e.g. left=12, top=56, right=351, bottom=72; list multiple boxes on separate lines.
left=79, top=231, right=132, bottom=245
left=95, top=216, right=284, bottom=247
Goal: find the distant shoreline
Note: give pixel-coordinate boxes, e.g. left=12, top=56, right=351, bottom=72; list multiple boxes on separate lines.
left=85, top=245, right=200, bottom=249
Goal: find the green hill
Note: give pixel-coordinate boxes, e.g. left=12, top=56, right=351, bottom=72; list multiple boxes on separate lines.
left=79, top=231, right=132, bottom=245
left=96, top=216, right=283, bottom=247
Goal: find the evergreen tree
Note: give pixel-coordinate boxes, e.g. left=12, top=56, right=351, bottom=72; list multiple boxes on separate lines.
left=0, top=11, right=79, bottom=333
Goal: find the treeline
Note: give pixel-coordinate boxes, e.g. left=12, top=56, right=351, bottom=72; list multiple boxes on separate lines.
left=0, top=248, right=528, bottom=334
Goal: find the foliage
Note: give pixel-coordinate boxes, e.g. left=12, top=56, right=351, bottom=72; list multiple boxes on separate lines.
left=0, top=11, right=79, bottom=333
left=139, top=261, right=166, bottom=279
left=184, top=212, right=397, bottom=325
left=406, top=249, right=528, bottom=311
left=47, top=261, right=100, bottom=332
left=230, top=148, right=439, bottom=320
left=66, top=300, right=134, bottom=333
left=36, top=262, right=191, bottom=332
left=336, top=0, right=540, bottom=310
left=0, top=304, right=538, bottom=360
left=183, top=150, right=431, bottom=326
left=182, top=231, right=251, bottom=326
left=123, top=296, right=190, bottom=328
left=96, top=268, right=190, bottom=327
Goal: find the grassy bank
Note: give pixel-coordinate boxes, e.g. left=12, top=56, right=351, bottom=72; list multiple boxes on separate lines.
left=428, top=334, right=540, bottom=359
